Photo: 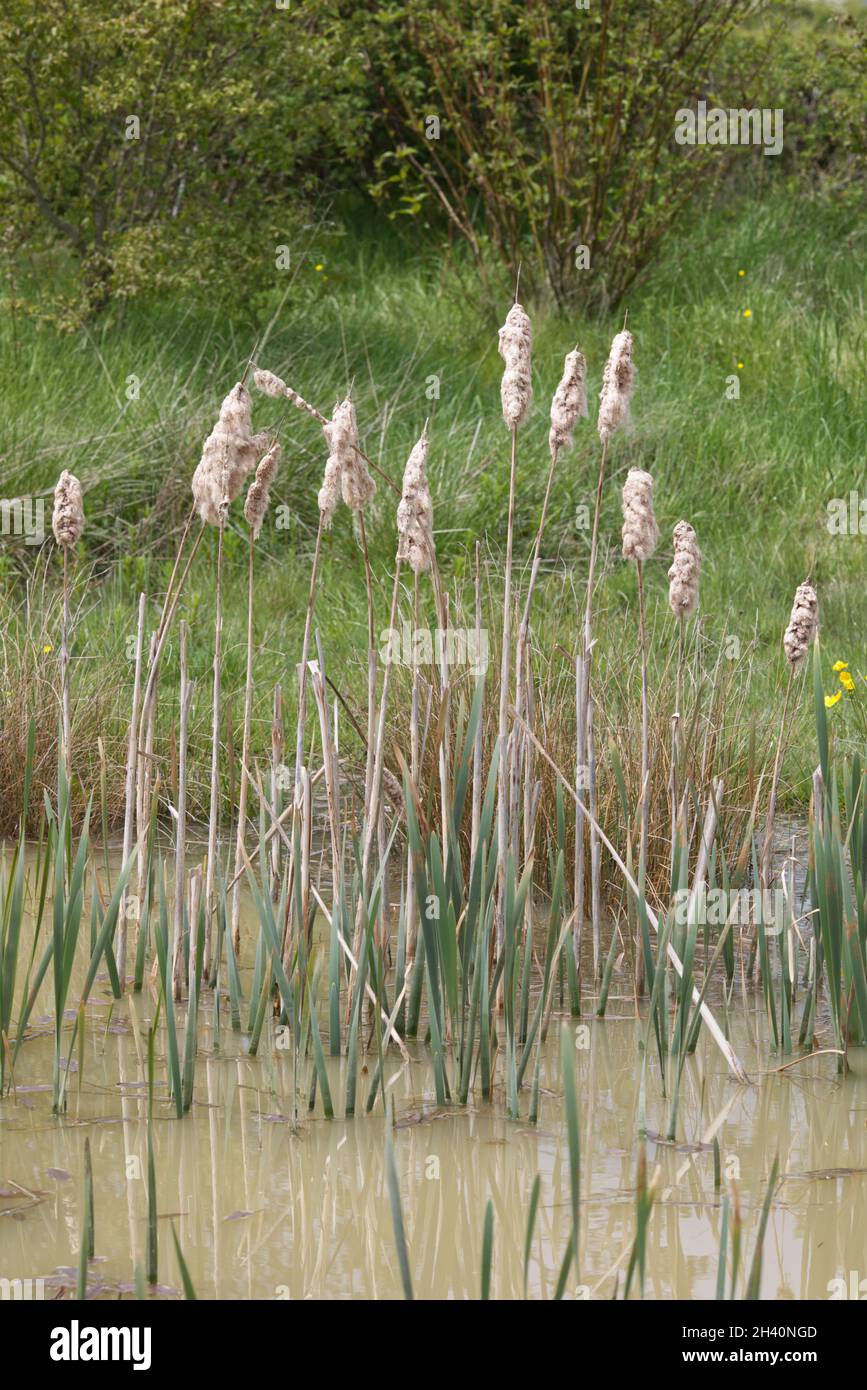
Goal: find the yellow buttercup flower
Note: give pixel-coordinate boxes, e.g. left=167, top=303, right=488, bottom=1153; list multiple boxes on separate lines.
left=840, top=670, right=855, bottom=692
left=825, top=691, right=842, bottom=707
left=743, top=308, right=752, bottom=318
left=738, top=269, right=746, bottom=277
left=832, top=660, right=849, bottom=671
left=43, top=644, right=52, bottom=654
left=737, top=361, right=744, bottom=370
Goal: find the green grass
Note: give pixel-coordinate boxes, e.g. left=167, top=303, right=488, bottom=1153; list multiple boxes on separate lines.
left=1, top=182, right=865, bottom=833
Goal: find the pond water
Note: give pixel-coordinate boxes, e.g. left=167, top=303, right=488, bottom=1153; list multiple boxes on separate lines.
left=2, top=832, right=865, bottom=1301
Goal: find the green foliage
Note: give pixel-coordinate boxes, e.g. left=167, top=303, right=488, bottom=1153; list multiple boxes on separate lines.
left=362, top=0, right=776, bottom=306
left=0, top=0, right=365, bottom=324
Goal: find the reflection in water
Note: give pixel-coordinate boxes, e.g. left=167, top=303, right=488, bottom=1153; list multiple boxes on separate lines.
left=2, top=841, right=866, bottom=1300
left=3, top=983, right=866, bottom=1299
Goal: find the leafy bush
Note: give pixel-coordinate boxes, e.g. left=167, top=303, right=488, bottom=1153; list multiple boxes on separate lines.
left=360, top=0, right=778, bottom=308
left=0, top=0, right=365, bottom=324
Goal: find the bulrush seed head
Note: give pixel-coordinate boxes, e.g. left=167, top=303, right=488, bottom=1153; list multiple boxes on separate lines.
left=244, top=441, right=281, bottom=540
left=621, top=467, right=659, bottom=563
left=318, top=397, right=358, bottom=526
left=252, top=368, right=287, bottom=398
left=668, top=520, right=701, bottom=618
left=783, top=582, right=819, bottom=671
left=396, top=426, right=435, bottom=574
left=498, top=302, right=533, bottom=430
left=52, top=470, right=85, bottom=548
left=192, top=383, right=269, bottom=525
left=548, top=348, right=587, bottom=461
left=337, top=399, right=376, bottom=511
left=253, top=367, right=325, bottom=424
left=598, top=329, right=635, bottom=443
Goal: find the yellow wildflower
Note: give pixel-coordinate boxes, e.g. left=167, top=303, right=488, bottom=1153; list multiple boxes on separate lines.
left=825, top=691, right=842, bottom=707
left=832, top=661, right=849, bottom=671
left=840, top=670, right=856, bottom=692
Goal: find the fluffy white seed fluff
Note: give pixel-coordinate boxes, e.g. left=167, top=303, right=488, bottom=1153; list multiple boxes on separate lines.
left=244, top=441, right=281, bottom=540
left=498, top=302, right=533, bottom=430
left=192, top=383, right=269, bottom=525
left=396, top=426, right=435, bottom=574
left=598, top=329, right=635, bottom=443
left=548, top=348, right=587, bottom=461
left=783, top=582, right=819, bottom=671
left=667, top=520, right=701, bottom=618
left=621, top=467, right=659, bottom=563
left=253, top=367, right=325, bottom=424
left=337, top=399, right=376, bottom=511
left=52, top=470, right=85, bottom=548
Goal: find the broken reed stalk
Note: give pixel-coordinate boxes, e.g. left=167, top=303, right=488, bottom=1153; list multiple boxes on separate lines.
left=119, top=592, right=146, bottom=984
left=513, top=709, right=750, bottom=1085
left=172, top=621, right=191, bottom=1000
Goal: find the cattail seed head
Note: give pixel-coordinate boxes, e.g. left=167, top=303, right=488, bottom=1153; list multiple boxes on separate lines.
left=396, top=426, right=435, bottom=574
left=252, top=368, right=287, bottom=398
left=667, top=520, right=701, bottom=618
left=335, top=398, right=375, bottom=511
left=598, top=329, right=635, bottom=443
left=253, top=367, right=326, bottom=425
left=244, top=440, right=281, bottom=540
left=192, top=383, right=269, bottom=525
left=498, top=302, right=533, bottom=430
left=783, top=582, right=818, bottom=671
left=52, top=470, right=85, bottom=548
left=548, top=348, right=587, bottom=461
left=622, top=467, right=659, bottom=563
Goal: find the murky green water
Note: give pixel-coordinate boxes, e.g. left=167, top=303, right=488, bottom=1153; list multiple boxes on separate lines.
left=2, top=844, right=866, bottom=1300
